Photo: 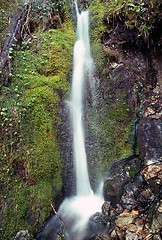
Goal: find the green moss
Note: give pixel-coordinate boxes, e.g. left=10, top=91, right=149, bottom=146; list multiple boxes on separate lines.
left=86, top=106, right=132, bottom=180
left=129, top=168, right=136, bottom=179
left=106, top=91, right=131, bottom=123
left=87, top=90, right=133, bottom=175
left=90, top=0, right=161, bottom=40
left=90, top=0, right=108, bottom=42
left=104, top=182, right=116, bottom=197
left=0, top=15, right=75, bottom=239
left=91, top=42, right=106, bottom=72
left=97, top=116, right=132, bottom=172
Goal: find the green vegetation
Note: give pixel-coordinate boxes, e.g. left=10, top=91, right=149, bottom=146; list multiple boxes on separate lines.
left=90, top=0, right=161, bottom=40
left=91, top=91, right=132, bottom=174
left=0, top=1, right=76, bottom=238
left=0, top=0, right=21, bottom=48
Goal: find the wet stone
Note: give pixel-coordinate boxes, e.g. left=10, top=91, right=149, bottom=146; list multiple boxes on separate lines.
left=102, top=201, right=111, bottom=215
left=125, top=232, right=138, bottom=240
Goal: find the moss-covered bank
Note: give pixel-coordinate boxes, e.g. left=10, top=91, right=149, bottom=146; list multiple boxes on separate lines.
left=0, top=1, right=76, bottom=239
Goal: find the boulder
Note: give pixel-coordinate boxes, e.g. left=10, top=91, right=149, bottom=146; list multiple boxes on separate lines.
left=103, top=155, right=141, bottom=205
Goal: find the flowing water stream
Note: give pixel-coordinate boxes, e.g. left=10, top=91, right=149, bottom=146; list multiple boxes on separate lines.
left=37, top=3, right=104, bottom=240
left=58, top=5, right=104, bottom=239
left=71, top=9, right=93, bottom=197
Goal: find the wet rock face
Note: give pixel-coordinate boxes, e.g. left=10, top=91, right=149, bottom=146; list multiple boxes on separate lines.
left=121, top=174, right=144, bottom=210
left=137, top=118, right=162, bottom=161
left=86, top=212, right=108, bottom=238
left=57, top=101, right=76, bottom=197
left=100, top=15, right=161, bottom=120
left=103, top=155, right=141, bottom=206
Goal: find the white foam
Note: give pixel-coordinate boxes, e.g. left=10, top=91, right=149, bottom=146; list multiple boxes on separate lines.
left=59, top=193, right=104, bottom=233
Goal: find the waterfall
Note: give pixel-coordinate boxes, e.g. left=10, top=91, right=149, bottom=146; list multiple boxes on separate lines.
left=37, top=4, right=104, bottom=240
left=58, top=6, right=104, bottom=239
left=72, top=10, right=93, bottom=197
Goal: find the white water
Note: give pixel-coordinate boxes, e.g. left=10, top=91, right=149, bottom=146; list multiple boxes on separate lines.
left=58, top=6, right=104, bottom=239
left=72, top=10, right=93, bottom=197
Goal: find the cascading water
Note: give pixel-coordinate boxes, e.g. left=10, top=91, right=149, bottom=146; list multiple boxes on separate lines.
left=58, top=5, right=104, bottom=239
left=72, top=10, right=93, bottom=197
left=37, top=3, right=104, bottom=240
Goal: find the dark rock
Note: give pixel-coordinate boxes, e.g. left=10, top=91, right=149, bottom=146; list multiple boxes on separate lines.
left=36, top=216, right=61, bottom=240
left=86, top=212, right=107, bottom=237
left=103, top=155, right=141, bottom=206
left=137, top=118, right=162, bottom=161
left=121, top=174, right=144, bottom=210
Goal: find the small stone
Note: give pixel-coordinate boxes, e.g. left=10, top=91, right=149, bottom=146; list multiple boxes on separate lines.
left=13, top=230, right=30, bottom=240
left=134, top=218, right=144, bottom=226
left=144, top=112, right=149, bottom=117
left=130, top=210, right=139, bottom=218
left=125, top=232, right=138, bottom=240
left=102, top=201, right=111, bottom=215
left=116, top=210, right=139, bottom=228
left=119, top=209, right=138, bottom=218
left=142, top=164, right=162, bottom=181
left=147, top=107, right=155, bottom=115
left=151, top=97, right=156, bottom=101
left=158, top=201, right=162, bottom=213
left=111, top=62, right=118, bottom=68
left=128, top=223, right=143, bottom=233
left=111, top=229, right=117, bottom=238
left=116, top=215, right=134, bottom=228
left=110, top=62, right=123, bottom=69
left=128, top=224, right=137, bottom=232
